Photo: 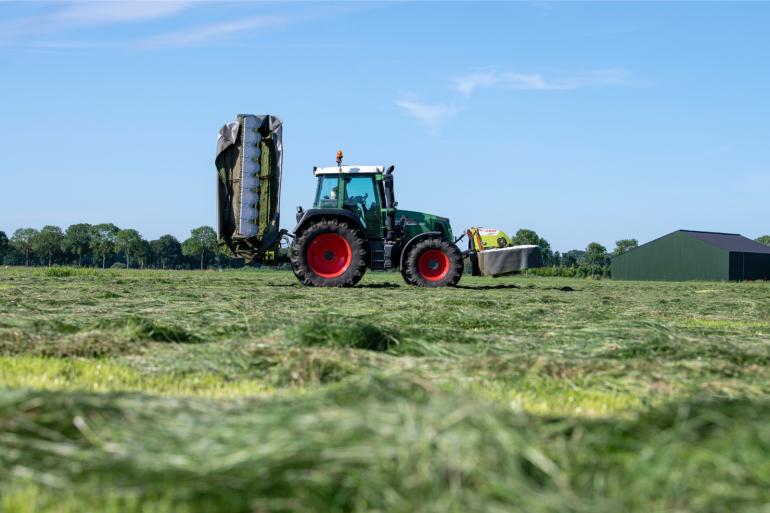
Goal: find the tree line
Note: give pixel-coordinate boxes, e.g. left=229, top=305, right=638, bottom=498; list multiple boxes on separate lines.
left=509, top=229, right=636, bottom=266
left=2, top=224, right=768, bottom=274
left=0, top=224, right=242, bottom=270
left=512, top=229, right=770, bottom=278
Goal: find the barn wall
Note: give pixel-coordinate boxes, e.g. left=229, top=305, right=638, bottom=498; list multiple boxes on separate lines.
left=729, top=252, right=770, bottom=280
left=612, top=231, right=729, bottom=281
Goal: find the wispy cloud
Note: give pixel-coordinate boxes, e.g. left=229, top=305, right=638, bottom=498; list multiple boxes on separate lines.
left=395, top=96, right=458, bottom=134
left=140, top=14, right=294, bottom=48
left=452, top=69, right=631, bottom=96
left=52, top=1, right=195, bottom=26
left=0, top=2, right=318, bottom=50
left=398, top=67, right=632, bottom=131
left=0, top=0, right=199, bottom=47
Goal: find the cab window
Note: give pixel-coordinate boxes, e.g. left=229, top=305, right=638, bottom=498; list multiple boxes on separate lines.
left=342, top=176, right=378, bottom=210
left=342, top=176, right=382, bottom=236
left=314, top=175, right=340, bottom=208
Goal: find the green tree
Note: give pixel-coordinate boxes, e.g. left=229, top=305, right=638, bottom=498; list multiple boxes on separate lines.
left=181, top=226, right=218, bottom=270
left=0, top=231, right=8, bottom=264
left=115, top=229, right=143, bottom=269
left=91, top=223, right=119, bottom=269
left=613, top=238, right=638, bottom=256
left=756, top=235, right=770, bottom=247
left=561, top=250, right=585, bottom=267
left=151, top=235, right=182, bottom=269
left=11, top=228, right=39, bottom=266
left=136, top=239, right=153, bottom=269
left=62, top=223, right=93, bottom=266
left=512, top=228, right=554, bottom=265
left=585, top=242, right=609, bottom=266
left=31, top=225, right=64, bottom=267
left=511, top=228, right=540, bottom=246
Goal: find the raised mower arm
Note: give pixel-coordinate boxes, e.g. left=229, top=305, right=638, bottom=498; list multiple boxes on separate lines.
left=215, top=114, right=284, bottom=263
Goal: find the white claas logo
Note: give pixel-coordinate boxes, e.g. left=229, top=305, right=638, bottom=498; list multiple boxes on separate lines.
left=478, top=228, right=500, bottom=235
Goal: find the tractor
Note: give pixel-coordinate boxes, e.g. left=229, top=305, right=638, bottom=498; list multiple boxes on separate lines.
left=291, top=162, right=463, bottom=287
left=215, top=114, right=541, bottom=287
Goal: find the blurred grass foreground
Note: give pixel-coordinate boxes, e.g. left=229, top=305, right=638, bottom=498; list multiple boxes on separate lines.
left=1, top=267, right=769, bottom=512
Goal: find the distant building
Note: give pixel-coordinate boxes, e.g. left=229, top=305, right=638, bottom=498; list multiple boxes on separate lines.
left=611, top=230, right=770, bottom=281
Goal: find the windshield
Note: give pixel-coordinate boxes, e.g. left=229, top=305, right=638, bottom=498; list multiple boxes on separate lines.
left=314, top=175, right=340, bottom=208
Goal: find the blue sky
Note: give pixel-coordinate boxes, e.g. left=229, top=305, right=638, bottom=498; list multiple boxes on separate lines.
left=0, top=1, right=768, bottom=252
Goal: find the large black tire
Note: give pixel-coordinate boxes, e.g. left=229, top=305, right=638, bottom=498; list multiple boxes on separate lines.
left=400, top=267, right=416, bottom=286
left=291, top=218, right=367, bottom=287
left=404, top=238, right=463, bottom=288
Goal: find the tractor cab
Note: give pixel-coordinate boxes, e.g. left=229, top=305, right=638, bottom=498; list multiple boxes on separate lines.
left=312, top=165, right=389, bottom=240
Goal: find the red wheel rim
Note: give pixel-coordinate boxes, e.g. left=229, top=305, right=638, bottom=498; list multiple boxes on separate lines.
left=307, top=233, right=352, bottom=278
left=418, top=249, right=450, bottom=282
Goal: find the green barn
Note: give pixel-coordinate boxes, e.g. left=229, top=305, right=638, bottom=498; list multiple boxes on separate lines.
left=611, top=230, right=770, bottom=281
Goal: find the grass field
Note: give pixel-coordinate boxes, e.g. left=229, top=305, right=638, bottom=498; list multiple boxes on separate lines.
left=1, top=267, right=769, bottom=512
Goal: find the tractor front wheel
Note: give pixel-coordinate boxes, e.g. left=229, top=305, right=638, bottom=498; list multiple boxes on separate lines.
left=404, top=238, right=463, bottom=287
left=291, top=219, right=367, bottom=287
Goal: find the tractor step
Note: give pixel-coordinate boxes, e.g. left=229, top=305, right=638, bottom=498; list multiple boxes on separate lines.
left=369, top=240, right=397, bottom=270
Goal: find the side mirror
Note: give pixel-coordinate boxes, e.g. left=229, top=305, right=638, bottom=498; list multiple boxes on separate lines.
left=385, top=165, right=395, bottom=174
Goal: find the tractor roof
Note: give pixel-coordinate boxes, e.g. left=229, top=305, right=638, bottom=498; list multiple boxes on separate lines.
left=313, top=165, right=384, bottom=175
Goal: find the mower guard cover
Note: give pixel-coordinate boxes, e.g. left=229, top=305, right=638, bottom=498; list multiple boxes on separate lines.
left=477, top=245, right=543, bottom=277
left=216, top=114, right=283, bottom=261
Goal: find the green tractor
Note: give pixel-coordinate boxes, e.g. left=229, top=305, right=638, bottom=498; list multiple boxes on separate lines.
left=216, top=114, right=463, bottom=287
left=291, top=164, right=463, bottom=287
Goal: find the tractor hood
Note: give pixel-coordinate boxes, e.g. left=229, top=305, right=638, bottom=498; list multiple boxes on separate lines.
left=396, top=209, right=453, bottom=240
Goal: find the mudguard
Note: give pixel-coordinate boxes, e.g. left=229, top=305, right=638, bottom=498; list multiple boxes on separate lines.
left=293, top=208, right=366, bottom=236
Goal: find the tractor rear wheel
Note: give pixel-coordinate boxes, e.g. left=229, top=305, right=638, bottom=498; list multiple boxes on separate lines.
left=291, top=219, right=367, bottom=287
left=404, top=238, right=463, bottom=287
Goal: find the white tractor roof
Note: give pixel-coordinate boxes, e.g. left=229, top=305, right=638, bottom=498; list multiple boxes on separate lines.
left=314, top=165, right=384, bottom=175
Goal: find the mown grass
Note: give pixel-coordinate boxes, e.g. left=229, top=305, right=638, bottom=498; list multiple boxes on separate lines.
left=2, top=380, right=769, bottom=513
left=1, top=267, right=769, bottom=512
left=0, top=356, right=275, bottom=397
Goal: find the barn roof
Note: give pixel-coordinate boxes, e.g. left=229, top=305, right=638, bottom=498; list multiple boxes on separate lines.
left=681, top=230, right=770, bottom=254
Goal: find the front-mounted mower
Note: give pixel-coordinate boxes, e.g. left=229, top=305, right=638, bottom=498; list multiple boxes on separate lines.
left=216, top=114, right=542, bottom=287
